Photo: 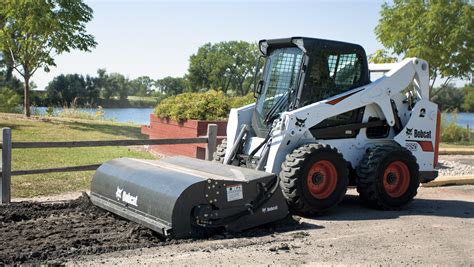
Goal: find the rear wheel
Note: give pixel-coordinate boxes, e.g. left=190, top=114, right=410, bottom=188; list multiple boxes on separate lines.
left=213, top=139, right=227, bottom=163
left=356, top=143, right=419, bottom=209
left=279, top=144, right=349, bottom=215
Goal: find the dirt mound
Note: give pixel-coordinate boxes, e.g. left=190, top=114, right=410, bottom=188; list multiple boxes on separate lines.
left=0, top=193, right=165, bottom=265
left=0, top=193, right=304, bottom=265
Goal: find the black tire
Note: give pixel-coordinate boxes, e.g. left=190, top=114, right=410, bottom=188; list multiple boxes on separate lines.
left=213, top=139, right=227, bottom=163
left=356, top=143, right=419, bottom=210
left=279, top=144, right=349, bottom=215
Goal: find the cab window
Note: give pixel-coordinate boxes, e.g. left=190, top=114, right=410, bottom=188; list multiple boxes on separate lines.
left=300, top=51, right=364, bottom=107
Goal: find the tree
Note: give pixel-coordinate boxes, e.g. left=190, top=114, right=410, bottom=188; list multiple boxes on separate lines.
left=0, top=87, right=20, bottom=112
left=46, top=74, right=86, bottom=107
left=368, top=49, right=398, bottom=64
left=130, top=76, right=154, bottom=96
left=0, top=0, right=97, bottom=117
left=107, top=73, right=130, bottom=100
left=94, top=68, right=112, bottom=100
left=0, top=50, right=22, bottom=92
left=155, top=76, right=187, bottom=95
left=375, top=0, right=473, bottom=97
left=84, top=74, right=100, bottom=105
left=462, top=84, right=474, bottom=112
left=431, top=83, right=465, bottom=111
left=187, top=41, right=260, bottom=95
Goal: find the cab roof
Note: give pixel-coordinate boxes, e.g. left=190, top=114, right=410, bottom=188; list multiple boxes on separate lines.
left=258, top=37, right=366, bottom=56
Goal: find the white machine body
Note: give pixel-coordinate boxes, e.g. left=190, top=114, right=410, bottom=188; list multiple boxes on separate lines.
left=224, top=58, right=440, bottom=178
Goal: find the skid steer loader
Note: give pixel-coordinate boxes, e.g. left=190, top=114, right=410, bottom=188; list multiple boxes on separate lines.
left=90, top=37, right=440, bottom=238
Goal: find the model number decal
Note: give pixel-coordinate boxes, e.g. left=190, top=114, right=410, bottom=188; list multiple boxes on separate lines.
left=226, top=184, right=243, bottom=202
left=405, top=142, right=418, bottom=151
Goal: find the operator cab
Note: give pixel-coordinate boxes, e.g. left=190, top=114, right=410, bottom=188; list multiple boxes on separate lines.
left=252, top=37, right=371, bottom=138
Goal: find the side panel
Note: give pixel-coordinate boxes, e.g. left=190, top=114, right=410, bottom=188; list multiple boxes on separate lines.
left=264, top=58, right=435, bottom=174
left=224, top=103, right=255, bottom=161
left=394, top=100, right=438, bottom=171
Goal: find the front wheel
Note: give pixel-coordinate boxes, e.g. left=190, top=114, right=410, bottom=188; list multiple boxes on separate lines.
left=356, top=143, right=419, bottom=209
left=279, top=144, right=349, bottom=215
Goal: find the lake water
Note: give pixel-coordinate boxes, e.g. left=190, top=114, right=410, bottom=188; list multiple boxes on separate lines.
left=443, top=113, right=474, bottom=128
left=34, top=107, right=473, bottom=128
left=34, top=107, right=154, bottom=125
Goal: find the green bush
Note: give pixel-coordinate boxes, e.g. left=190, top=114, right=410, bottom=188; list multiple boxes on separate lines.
left=0, top=87, right=21, bottom=113
left=154, top=90, right=255, bottom=121
left=230, top=93, right=255, bottom=108
left=440, top=112, right=472, bottom=143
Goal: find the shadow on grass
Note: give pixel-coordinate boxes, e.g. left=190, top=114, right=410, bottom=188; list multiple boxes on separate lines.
left=315, top=194, right=474, bottom=221
left=64, top=121, right=146, bottom=139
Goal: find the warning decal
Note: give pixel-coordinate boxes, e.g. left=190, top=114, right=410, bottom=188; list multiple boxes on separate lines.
left=226, top=184, right=243, bottom=202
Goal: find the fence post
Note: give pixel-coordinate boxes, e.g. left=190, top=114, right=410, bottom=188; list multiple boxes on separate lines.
left=1, top=127, right=12, bottom=204
left=205, top=124, right=217, bottom=161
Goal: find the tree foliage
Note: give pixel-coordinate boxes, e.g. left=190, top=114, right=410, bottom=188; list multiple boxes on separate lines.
left=375, top=0, right=473, bottom=96
left=0, top=87, right=20, bottom=112
left=155, top=76, right=187, bottom=95
left=44, top=69, right=163, bottom=107
left=46, top=74, right=87, bottom=106
left=0, top=0, right=97, bottom=116
left=368, top=49, right=397, bottom=64
left=431, top=83, right=466, bottom=111
left=130, top=76, right=155, bottom=97
left=187, top=41, right=260, bottom=96
left=462, top=84, right=474, bottom=112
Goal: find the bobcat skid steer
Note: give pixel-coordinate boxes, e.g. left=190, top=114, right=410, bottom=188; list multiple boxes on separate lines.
left=90, top=37, right=440, bottom=238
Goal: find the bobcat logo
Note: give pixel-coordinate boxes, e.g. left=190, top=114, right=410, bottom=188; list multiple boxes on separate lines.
left=295, top=117, right=307, bottom=128
left=406, top=128, right=413, bottom=136
left=115, top=186, right=123, bottom=200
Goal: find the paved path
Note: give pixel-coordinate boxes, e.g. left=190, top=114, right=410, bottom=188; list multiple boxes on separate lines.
left=71, top=185, right=474, bottom=266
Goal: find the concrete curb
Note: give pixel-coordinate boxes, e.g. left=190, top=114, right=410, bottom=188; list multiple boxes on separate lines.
left=422, top=175, right=474, bottom=187
left=439, top=148, right=474, bottom=155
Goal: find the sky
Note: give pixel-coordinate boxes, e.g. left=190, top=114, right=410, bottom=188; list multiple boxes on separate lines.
left=31, top=0, right=392, bottom=90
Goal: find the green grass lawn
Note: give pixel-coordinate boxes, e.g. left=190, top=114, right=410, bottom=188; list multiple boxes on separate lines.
left=0, top=114, right=155, bottom=198
left=440, top=142, right=474, bottom=149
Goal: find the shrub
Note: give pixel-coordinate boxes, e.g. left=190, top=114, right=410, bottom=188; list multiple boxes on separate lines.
left=229, top=93, right=255, bottom=108
left=154, top=90, right=256, bottom=121
left=46, top=106, right=54, bottom=116
left=0, top=87, right=21, bottom=113
left=440, top=112, right=472, bottom=143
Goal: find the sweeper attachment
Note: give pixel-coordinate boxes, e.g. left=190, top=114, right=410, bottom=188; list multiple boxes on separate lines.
left=90, top=156, right=289, bottom=238
left=91, top=37, right=440, bottom=238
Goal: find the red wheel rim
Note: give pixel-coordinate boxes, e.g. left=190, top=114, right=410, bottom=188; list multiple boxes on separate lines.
left=383, top=161, right=410, bottom=198
left=306, top=160, right=338, bottom=199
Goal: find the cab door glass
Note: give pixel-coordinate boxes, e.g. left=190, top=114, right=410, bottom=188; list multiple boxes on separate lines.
left=257, top=48, right=303, bottom=116
left=300, top=52, right=363, bottom=106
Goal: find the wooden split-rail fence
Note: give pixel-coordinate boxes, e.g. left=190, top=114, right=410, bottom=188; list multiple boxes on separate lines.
left=0, top=124, right=218, bottom=204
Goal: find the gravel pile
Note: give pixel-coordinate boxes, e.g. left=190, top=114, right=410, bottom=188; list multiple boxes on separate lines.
left=437, top=155, right=474, bottom=177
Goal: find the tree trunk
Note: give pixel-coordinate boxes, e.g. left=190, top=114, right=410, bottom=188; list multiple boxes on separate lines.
left=24, top=75, right=31, bottom=117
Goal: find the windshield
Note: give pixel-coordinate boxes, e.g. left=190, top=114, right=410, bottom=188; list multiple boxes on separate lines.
left=255, top=47, right=304, bottom=125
